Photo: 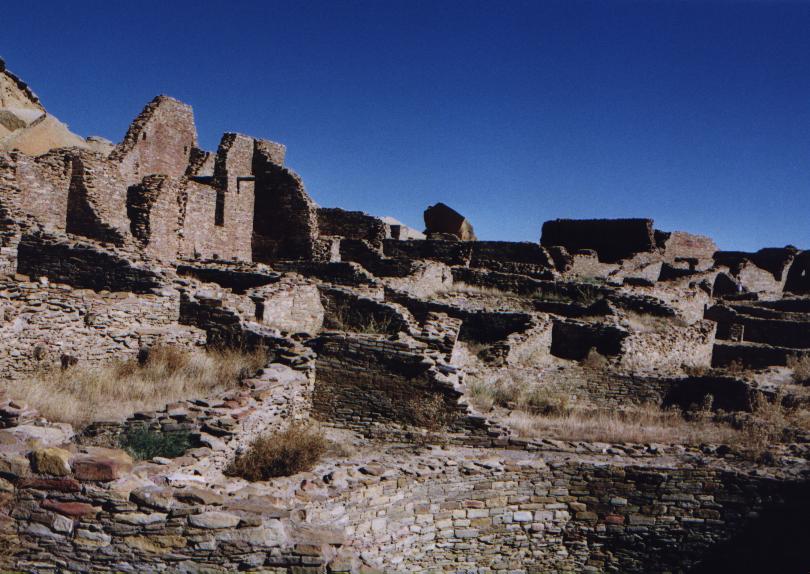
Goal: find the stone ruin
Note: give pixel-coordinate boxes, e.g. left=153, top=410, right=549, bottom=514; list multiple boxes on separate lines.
left=0, top=60, right=808, bottom=574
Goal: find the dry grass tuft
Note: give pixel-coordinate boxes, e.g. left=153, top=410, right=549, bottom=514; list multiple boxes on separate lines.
left=468, top=372, right=570, bottom=417
left=787, top=354, right=810, bottom=385
left=624, top=311, right=686, bottom=333
left=226, top=424, right=329, bottom=480
left=3, top=345, right=267, bottom=428
left=502, top=404, right=745, bottom=445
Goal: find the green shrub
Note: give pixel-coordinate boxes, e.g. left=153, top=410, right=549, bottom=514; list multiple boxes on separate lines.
left=120, top=428, right=193, bottom=460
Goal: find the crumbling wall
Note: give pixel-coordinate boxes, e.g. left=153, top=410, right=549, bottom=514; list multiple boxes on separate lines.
left=621, top=320, right=715, bottom=372
left=110, top=96, right=197, bottom=187
left=16, top=233, right=163, bottom=293
left=655, top=230, right=718, bottom=262
left=541, top=218, right=657, bottom=263
left=252, top=148, right=319, bottom=262
left=317, top=208, right=388, bottom=248
left=310, top=332, right=488, bottom=436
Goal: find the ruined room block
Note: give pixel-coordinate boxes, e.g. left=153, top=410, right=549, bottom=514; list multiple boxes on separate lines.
left=317, top=207, right=388, bottom=248
left=423, top=202, right=477, bottom=241
left=655, top=230, right=718, bottom=262
left=540, top=218, right=657, bottom=263
left=110, top=95, right=198, bottom=187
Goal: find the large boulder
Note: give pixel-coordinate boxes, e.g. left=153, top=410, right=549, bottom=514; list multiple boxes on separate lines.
left=423, top=202, right=476, bottom=241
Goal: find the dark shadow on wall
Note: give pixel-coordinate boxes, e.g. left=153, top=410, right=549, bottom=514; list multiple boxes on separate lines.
left=688, top=482, right=810, bottom=574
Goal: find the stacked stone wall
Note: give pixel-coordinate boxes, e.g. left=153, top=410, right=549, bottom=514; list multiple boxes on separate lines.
left=17, top=233, right=163, bottom=294
left=0, top=275, right=204, bottom=379
left=541, top=218, right=657, bottom=263
left=317, top=208, right=388, bottom=248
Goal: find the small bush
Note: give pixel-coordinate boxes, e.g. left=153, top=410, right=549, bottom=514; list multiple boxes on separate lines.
left=403, top=393, right=455, bottom=430
left=226, top=425, right=329, bottom=481
left=120, top=428, right=193, bottom=460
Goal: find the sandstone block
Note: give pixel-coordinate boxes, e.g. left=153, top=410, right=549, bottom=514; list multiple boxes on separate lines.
left=30, top=447, right=72, bottom=476
left=72, top=451, right=133, bottom=481
left=188, top=511, right=241, bottom=529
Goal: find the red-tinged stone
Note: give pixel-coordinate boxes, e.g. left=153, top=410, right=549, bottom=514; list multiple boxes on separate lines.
left=230, top=407, right=256, bottom=421
left=604, top=514, right=625, bottom=525
left=41, top=499, right=99, bottom=517
left=72, top=456, right=132, bottom=482
left=19, top=478, right=81, bottom=492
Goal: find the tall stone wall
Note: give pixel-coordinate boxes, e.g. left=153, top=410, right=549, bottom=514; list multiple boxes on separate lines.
left=252, top=149, right=319, bottom=262
left=65, top=151, right=130, bottom=245
left=126, top=175, right=183, bottom=262
left=110, top=96, right=197, bottom=187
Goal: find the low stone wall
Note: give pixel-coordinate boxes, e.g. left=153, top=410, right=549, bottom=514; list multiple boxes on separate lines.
left=309, top=332, right=490, bottom=437
left=176, top=262, right=281, bottom=293
left=621, top=320, right=715, bottom=372
left=317, top=208, right=388, bottom=248
left=0, top=276, right=204, bottom=379
left=550, top=319, right=628, bottom=360
left=271, top=261, right=376, bottom=287
left=336, top=457, right=804, bottom=573
left=17, top=232, right=163, bottom=294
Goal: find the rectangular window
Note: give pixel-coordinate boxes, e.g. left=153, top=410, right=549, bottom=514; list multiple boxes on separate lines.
left=215, top=191, right=225, bottom=226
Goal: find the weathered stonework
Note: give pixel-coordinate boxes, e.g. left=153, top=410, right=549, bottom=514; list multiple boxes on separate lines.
left=0, top=60, right=807, bottom=574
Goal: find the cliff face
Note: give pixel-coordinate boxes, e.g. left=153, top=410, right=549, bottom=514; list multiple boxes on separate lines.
left=0, top=59, right=88, bottom=155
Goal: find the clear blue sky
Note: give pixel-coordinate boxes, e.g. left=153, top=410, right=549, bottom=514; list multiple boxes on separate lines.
left=2, top=0, right=809, bottom=250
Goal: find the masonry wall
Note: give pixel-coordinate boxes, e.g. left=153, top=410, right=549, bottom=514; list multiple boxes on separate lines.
left=317, top=208, right=388, bottom=248
left=310, top=332, right=487, bottom=436
left=126, top=175, right=182, bottom=262
left=10, top=151, right=71, bottom=232
left=541, top=218, right=657, bottom=263
left=0, top=276, right=204, bottom=379
left=110, top=96, right=197, bottom=187
left=17, top=233, right=164, bottom=294
left=621, top=320, right=716, bottom=372
left=307, top=455, right=809, bottom=574
left=252, top=151, right=319, bottom=262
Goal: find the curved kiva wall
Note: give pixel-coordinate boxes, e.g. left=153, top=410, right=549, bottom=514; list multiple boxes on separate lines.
left=2, top=442, right=807, bottom=574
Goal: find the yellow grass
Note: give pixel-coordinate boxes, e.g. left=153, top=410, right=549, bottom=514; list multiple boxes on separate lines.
left=3, top=345, right=267, bottom=428
left=503, top=405, right=743, bottom=445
